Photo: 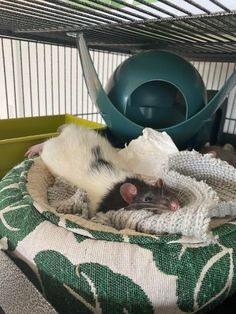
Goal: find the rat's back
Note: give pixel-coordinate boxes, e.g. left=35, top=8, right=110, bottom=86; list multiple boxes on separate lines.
left=41, top=124, right=130, bottom=214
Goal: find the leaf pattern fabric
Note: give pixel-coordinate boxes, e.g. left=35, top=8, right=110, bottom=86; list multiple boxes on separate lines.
left=0, top=158, right=236, bottom=313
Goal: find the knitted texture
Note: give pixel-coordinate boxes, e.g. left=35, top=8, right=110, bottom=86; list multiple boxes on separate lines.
left=168, top=150, right=236, bottom=203
left=47, top=177, right=89, bottom=218
left=46, top=151, right=236, bottom=242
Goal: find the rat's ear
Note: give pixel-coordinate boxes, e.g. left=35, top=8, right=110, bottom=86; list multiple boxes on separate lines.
left=155, top=178, right=164, bottom=188
left=120, top=183, right=137, bottom=204
left=204, top=142, right=210, bottom=147
left=208, top=150, right=217, bottom=157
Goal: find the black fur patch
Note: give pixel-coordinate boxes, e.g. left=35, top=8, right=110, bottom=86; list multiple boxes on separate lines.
left=90, top=145, right=113, bottom=171
left=91, top=146, right=102, bottom=160
left=97, top=177, right=149, bottom=213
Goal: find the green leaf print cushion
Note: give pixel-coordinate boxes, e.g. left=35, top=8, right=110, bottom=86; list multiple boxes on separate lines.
left=0, top=156, right=236, bottom=314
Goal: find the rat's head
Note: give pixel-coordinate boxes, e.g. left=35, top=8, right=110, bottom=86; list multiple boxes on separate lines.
left=120, top=178, right=180, bottom=213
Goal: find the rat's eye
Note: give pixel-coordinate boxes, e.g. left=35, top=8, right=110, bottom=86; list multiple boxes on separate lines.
left=144, top=196, right=153, bottom=202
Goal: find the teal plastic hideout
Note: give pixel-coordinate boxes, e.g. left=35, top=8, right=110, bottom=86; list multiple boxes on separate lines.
left=77, top=33, right=236, bottom=149
left=106, top=50, right=206, bottom=129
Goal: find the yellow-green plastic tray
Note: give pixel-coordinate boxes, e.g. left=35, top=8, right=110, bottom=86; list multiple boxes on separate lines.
left=0, top=114, right=105, bottom=178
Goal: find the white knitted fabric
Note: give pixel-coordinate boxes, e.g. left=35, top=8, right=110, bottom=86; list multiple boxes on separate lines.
left=48, top=177, right=89, bottom=218
left=167, top=151, right=236, bottom=220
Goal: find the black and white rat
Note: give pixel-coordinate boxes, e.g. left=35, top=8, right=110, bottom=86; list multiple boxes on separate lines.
left=26, top=124, right=180, bottom=217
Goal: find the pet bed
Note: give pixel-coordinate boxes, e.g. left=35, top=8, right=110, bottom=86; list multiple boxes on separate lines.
left=0, top=150, right=236, bottom=314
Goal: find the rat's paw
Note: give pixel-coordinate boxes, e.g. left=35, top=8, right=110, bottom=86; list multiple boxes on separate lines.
left=24, top=143, right=44, bottom=158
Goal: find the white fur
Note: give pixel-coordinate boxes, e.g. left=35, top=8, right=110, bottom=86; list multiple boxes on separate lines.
left=41, top=124, right=134, bottom=216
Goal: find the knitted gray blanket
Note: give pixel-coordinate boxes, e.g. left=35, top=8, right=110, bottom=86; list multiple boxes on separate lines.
left=47, top=151, right=236, bottom=243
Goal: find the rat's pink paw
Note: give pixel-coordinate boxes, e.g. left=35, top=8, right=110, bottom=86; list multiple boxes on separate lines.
left=24, top=143, right=44, bottom=158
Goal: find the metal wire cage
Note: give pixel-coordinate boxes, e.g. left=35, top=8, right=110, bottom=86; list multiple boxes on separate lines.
left=0, top=0, right=236, bottom=59
left=0, top=0, right=236, bottom=143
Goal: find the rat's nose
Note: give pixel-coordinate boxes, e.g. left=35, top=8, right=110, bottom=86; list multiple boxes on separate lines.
left=169, top=200, right=180, bottom=211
